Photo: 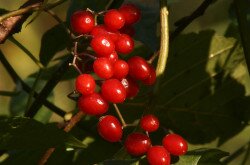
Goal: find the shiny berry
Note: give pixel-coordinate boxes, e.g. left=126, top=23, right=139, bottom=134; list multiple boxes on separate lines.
left=113, top=60, right=129, bottom=79
left=91, top=25, right=120, bottom=42
left=93, top=58, right=114, bottom=79
left=127, top=56, right=150, bottom=80
left=147, top=146, right=171, bottom=165
left=119, top=4, right=141, bottom=25
left=90, top=25, right=107, bottom=38
left=115, top=34, right=134, bottom=54
left=97, top=115, right=123, bottom=142
left=78, top=93, right=108, bottom=115
left=124, top=133, right=151, bottom=156
left=121, top=77, right=139, bottom=98
left=104, top=9, right=125, bottom=30
left=107, top=51, right=118, bottom=63
left=75, top=74, right=96, bottom=96
left=90, top=35, right=115, bottom=56
left=162, top=134, right=188, bottom=156
left=70, top=11, right=95, bottom=34
left=101, top=79, right=126, bottom=103
left=140, top=114, right=159, bottom=132
left=142, top=65, right=156, bottom=85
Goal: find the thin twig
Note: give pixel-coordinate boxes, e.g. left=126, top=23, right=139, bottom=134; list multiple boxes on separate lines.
left=8, top=37, right=43, bottom=68
left=69, top=42, right=83, bottom=74
left=0, top=50, right=66, bottom=117
left=113, top=104, right=127, bottom=127
left=170, top=0, right=214, bottom=41
left=38, top=111, right=84, bottom=165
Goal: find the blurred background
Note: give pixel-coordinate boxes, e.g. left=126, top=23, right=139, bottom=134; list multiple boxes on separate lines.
left=0, top=0, right=249, bottom=164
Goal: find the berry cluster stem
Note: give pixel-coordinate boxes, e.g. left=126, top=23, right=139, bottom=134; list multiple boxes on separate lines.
left=69, top=42, right=82, bottom=74
left=113, top=104, right=127, bottom=127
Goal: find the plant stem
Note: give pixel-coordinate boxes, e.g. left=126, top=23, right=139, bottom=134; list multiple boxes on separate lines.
left=154, top=0, right=169, bottom=94
left=0, top=50, right=66, bottom=117
left=38, top=111, right=84, bottom=165
left=8, top=37, right=43, bottom=68
left=170, top=0, right=214, bottom=41
left=241, top=141, right=250, bottom=165
left=0, top=3, right=41, bottom=22
left=113, top=104, right=127, bottom=127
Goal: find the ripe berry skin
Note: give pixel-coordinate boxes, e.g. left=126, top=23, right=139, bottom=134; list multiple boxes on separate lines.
left=147, top=146, right=171, bottom=165
left=115, top=34, right=134, bottom=54
left=93, top=58, right=114, bottom=79
left=140, top=114, right=159, bottom=132
left=162, top=134, right=188, bottom=156
left=127, top=56, right=150, bottom=80
left=78, top=93, right=108, bottom=115
left=70, top=11, right=95, bottom=34
left=121, top=77, right=139, bottom=98
left=124, top=133, right=151, bottom=156
left=113, top=60, right=129, bottom=79
left=142, top=65, right=156, bottom=85
left=75, top=74, right=96, bottom=96
left=107, top=51, right=118, bottom=63
left=90, top=25, right=120, bottom=43
left=101, top=79, right=126, bottom=103
left=90, top=35, right=115, bottom=56
left=97, top=115, right=123, bottom=142
left=119, top=4, right=141, bottom=25
left=104, top=9, right=125, bottom=30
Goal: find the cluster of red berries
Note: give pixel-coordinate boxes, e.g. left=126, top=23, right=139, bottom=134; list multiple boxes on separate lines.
left=70, top=3, right=188, bottom=165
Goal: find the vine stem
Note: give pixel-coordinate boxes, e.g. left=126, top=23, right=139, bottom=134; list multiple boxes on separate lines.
left=154, top=0, right=169, bottom=93
left=38, top=111, right=85, bottom=165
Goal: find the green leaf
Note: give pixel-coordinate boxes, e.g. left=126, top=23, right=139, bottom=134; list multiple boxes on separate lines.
left=0, top=116, right=85, bottom=150
left=175, top=148, right=229, bottom=165
left=39, top=24, right=69, bottom=66
left=154, top=31, right=249, bottom=145
left=9, top=77, right=53, bottom=123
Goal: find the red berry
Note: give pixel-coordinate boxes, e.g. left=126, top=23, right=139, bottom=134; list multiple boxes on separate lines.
left=75, top=74, right=96, bottom=96
left=140, top=114, right=159, bottom=132
left=113, top=60, right=129, bottom=79
left=120, top=25, right=135, bottom=37
left=90, top=35, right=115, bottom=56
left=97, top=115, right=123, bottom=142
left=104, top=9, right=125, bottom=30
left=147, top=146, right=171, bottom=165
left=101, top=79, right=126, bottom=103
left=142, top=65, right=156, bottom=85
left=119, top=4, right=141, bottom=25
left=115, top=34, right=134, bottom=54
left=127, top=56, right=150, bottom=80
left=93, top=57, right=114, bottom=79
left=78, top=93, right=108, bottom=115
left=70, top=11, right=95, bottom=34
left=124, top=133, right=151, bottom=156
left=91, top=25, right=120, bottom=43
left=90, top=25, right=107, bottom=37
left=162, top=134, right=188, bottom=156
left=121, top=77, right=139, bottom=98
left=107, top=51, right=118, bottom=63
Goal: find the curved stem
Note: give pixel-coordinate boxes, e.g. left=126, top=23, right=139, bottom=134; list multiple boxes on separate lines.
left=113, top=104, right=127, bottom=127
left=154, top=0, right=169, bottom=93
